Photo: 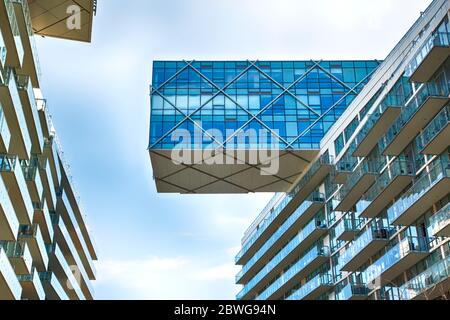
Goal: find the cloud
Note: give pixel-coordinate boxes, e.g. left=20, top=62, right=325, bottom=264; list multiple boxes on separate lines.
left=95, top=256, right=240, bottom=300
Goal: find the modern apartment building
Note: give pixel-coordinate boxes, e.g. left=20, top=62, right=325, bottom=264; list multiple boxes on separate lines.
left=0, top=0, right=98, bottom=300
left=149, top=0, right=450, bottom=300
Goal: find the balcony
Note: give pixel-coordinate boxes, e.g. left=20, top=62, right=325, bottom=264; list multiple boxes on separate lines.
left=0, top=23, right=6, bottom=70
left=398, top=254, right=450, bottom=300
left=44, top=138, right=61, bottom=189
left=339, top=225, right=392, bottom=272
left=333, top=160, right=356, bottom=184
left=388, top=158, right=450, bottom=226
left=253, top=246, right=330, bottom=301
left=365, top=236, right=429, bottom=287
left=0, top=247, right=22, bottom=300
left=352, top=95, right=403, bottom=157
left=17, top=267, right=45, bottom=300
left=57, top=188, right=97, bottom=280
left=334, top=161, right=378, bottom=212
left=53, top=213, right=94, bottom=300
left=22, top=159, right=44, bottom=204
left=0, top=240, right=32, bottom=274
left=0, top=103, right=11, bottom=153
left=33, top=200, right=54, bottom=243
left=236, top=155, right=332, bottom=265
left=336, top=283, right=369, bottom=300
left=18, top=224, right=49, bottom=271
left=236, top=218, right=328, bottom=285
left=287, top=273, right=334, bottom=300
left=358, top=159, right=415, bottom=219
left=416, top=105, right=450, bottom=155
left=0, top=68, right=32, bottom=158
left=37, top=155, right=56, bottom=211
left=406, top=31, right=450, bottom=83
left=430, top=202, right=450, bottom=237
left=15, top=75, right=44, bottom=153
left=335, top=216, right=365, bottom=242
left=48, top=244, right=85, bottom=300
left=61, top=169, right=99, bottom=262
left=236, top=191, right=325, bottom=266
left=0, top=154, right=33, bottom=225
left=380, top=81, right=449, bottom=156
left=39, top=272, right=69, bottom=300
left=0, top=174, right=19, bottom=240
left=12, top=0, right=41, bottom=87
left=0, top=0, right=24, bottom=67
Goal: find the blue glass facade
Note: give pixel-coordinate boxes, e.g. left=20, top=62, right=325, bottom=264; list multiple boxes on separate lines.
left=149, top=60, right=380, bottom=150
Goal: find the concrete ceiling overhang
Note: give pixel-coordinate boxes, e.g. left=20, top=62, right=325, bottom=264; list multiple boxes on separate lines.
left=28, top=0, right=96, bottom=42
left=149, top=149, right=319, bottom=194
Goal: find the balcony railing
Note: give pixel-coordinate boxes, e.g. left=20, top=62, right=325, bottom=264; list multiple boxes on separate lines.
left=336, top=282, right=369, bottom=300
left=416, top=105, right=450, bottom=155
left=352, top=94, right=404, bottom=157
left=398, top=254, right=450, bottom=300
left=0, top=247, right=22, bottom=300
left=286, top=273, right=334, bottom=300
left=236, top=191, right=324, bottom=264
left=334, top=161, right=378, bottom=211
left=339, top=223, right=393, bottom=271
left=429, top=202, right=450, bottom=237
left=379, top=80, right=450, bottom=155
left=236, top=218, right=328, bottom=284
left=0, top=104, right=11, bottom=152
left=388, top=158, right=450, bottom=226
left=335, top=216, right=365, bottom=241
left=405, top=31, right=450, bottom=82
left=365, top=236, right=429, bottom=286
left=357, top=159, right=415, bottom=218
left=250, top=246, right=330, bottom=301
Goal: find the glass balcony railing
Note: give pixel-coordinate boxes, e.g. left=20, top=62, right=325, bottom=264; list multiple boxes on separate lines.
left=22, top=161, right=44, bottom=198
left=17, top=267, right=46, bottom=300
left=12, top=0, right=42, bottom=81
left=254, top=246, right=330, bottom=301
left=0, top=164, right=18, bottom=236
left=0, top=154, right=33, bottom=223
left=429, top=202, right=450, bottom=236
left=388, top=158, right=450, bottom=225
left=39, top=272, right=69, bottom=300
left=335, top=217, right=365, bottom=240
left=0, top=104, right=11, bottom=151
left=405, top=31, right=450, bottom=79
left=286, top=273, right=334, bottom=300
left=59, top=189, right=96, bottom=277
left=16, top=75, right=44, bottom=151
left=365, top=236, right=429, bottom=284
left=0, top=25, right=7, bottom=67
left=339, top=224, right=392, bottom=271
left=0, top=240, right=31, bottom=261
left=398, top=254, right=450, bottom=300
left=354, top=94, right=404, bottom=150
left=379, top=81, right=450, bottom=154
left=18, top=224, right=49, bottom=268
left=3, top=0, right=24, bottom=65
left=0, top=247, right=22, bottom=299
left=334, top=161, right=377, bottom=206
left=416, top=105, right=450, bottom=153
left=236, top=191, right=325, bottom=263
left=336, top=283, right=369, bottom=300
left=357, top=159, right=414, bottom=214
left=236, top=218, right=328, bottom=283
left=3, top=69, right=32, bottom=155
